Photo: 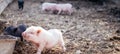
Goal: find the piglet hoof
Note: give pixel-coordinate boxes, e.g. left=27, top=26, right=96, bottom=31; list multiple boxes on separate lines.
left=36, top=52, right=41, bottom=54
left=63, top=47, right=66, bottom=52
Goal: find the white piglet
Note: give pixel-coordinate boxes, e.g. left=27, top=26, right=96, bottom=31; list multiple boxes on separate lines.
left=41, top=2, right=74, bottom=15
left=22, top=26, right=66, bottom=54
left=56, top=3, right=73, bottom=15
left=41, top=2, right=57, bottom=13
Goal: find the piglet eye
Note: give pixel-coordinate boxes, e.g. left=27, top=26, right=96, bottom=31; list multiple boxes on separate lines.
left=29, top=32, right=34, bottom=34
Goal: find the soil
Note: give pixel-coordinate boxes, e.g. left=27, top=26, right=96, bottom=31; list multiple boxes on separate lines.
left=0, top=0, right=120, bottom=54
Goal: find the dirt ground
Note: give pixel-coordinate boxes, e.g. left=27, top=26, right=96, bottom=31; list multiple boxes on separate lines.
left=0, top=0, right=120, bottom=54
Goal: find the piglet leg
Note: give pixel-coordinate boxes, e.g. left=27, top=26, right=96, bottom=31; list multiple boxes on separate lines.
left=59, top=37, right=66, bottom=52
left=36, top=43, right=45, bottom=54
left=68, top=9, right=73, bottom=15
left=57, top=9, right=62, bottom=15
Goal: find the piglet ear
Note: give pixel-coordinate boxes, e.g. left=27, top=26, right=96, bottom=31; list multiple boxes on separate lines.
left=37, top=30, right=41, bottom=34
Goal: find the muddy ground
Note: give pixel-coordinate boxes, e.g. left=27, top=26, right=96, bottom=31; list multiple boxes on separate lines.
left=0, top=0, right=120, bottom=54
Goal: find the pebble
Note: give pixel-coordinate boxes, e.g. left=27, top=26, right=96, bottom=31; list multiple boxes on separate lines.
left=75, top=50, right=82, bottom=54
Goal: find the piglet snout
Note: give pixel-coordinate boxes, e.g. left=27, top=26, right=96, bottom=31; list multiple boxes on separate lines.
left=22, top=32, right=26, bottom=38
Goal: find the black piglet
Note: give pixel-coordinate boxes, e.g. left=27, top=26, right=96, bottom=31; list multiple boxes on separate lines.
left=4, top=24, right=27, bottom=41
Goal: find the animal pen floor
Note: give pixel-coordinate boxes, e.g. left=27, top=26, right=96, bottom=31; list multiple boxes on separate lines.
left=0, top=0, right=120, bottom=54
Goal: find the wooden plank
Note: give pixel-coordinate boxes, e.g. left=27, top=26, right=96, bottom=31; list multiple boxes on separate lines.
left=0, top=0, right=13, bottom=15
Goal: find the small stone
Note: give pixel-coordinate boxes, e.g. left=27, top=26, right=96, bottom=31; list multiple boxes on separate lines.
left=75, top=50, right=82, bottom=54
